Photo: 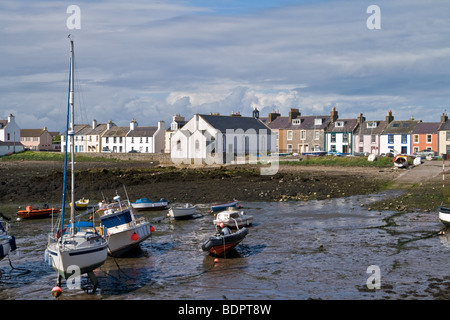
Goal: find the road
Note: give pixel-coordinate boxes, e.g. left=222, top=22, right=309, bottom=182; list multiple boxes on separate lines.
left=393, top=159, right=444, bottom=186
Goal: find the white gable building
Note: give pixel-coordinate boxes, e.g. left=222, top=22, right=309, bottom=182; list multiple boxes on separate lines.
left=171, top=113, right=275, bottom=165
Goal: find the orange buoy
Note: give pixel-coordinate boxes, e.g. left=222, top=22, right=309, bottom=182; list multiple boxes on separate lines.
left=52, top=286, right=62, bottom=297
left=150, top=226, right=155, bottom=232
left=131, top=233, right=139, bottom=241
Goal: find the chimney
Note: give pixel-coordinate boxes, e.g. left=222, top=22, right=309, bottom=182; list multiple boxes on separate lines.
left=173, top=113, right=185, bottom=122
left=92, top=119, right=97, bottom=129
left=230, top=111, right=242, bottom=117
left=252, top=108, right=260, bottom=119
left=7, top=113, right=14, bottom=123
left=268, top=110, right=280, bottom=123
left=385, top=110, right=394, bottom=123
left=357, top=113, right=365, bottom=123
left=441, top=113, right=448, bottom=123
left=107, top=120, right=113, bottom=130
left=289, top=108, right=300, bottom=122
left=330, top=107, right=338, bottom=123
left=130, top=118, right=137, bottom=130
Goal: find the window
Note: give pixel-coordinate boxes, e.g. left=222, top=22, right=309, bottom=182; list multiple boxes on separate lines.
left=315, top=131, right=319, bottom=140
left=287, top=144, right=293, bottom=152
left=7, top=133, right=10, bottom=141
left=427, top=134, right=432, bottom=143
left=314, top=118, right=322, bottom=125
left=287, top=130, right=293, bottom=140
left=447, top=132, right=450, bottom=141
left=414, top=135, right=419, bottom=143
left=371, top=135, right=376, bottom=143
left=300, top=130, right=306, bottom=140
left=388, top=135, right=394, bottom=144
left=330, top=134, right=336, bottom=143
left=105, top=137, right=109, bottom=143
left=176, top=140, right=181, bottom=151
left=131, top=137, right=134, bottom=143
left=343, top=133, right=348, bottom=143
left=401, top=134, right=407, bottom=144
left=366, top=122, right=377, bottom=128
left=335, top=121, right=344, bottom=127
left=292, top=119, right=301, bottom=125
left=195, top=139, right=199, bottom=151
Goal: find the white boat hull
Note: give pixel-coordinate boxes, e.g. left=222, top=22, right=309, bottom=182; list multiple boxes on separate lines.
left=0, top=237, right=13, bottom=262
left=106, top=221, right=152, bottom=256
left=439, top=209, right=450, bottom=227
left=168, top=205, right=197, bottom=220
left=47, top=233, right=108, bottom=279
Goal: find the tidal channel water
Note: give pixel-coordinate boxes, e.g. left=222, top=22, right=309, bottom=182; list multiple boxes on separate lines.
left=1, top=192, right=449, bottom=300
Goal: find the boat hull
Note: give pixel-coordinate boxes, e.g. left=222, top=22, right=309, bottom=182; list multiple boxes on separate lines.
left=211, top=200, right=239, bottom=212
left=17, top=208, right=60, bottom=219
left=439, top=207, right=450, bottom=226
left=47, top=234, right=108, bottom=279
left=106, top=222, right=152, bottom=257
left=131, top=198, right=168, bottom=211
left=168, top=205, right=196, bottom=220
left=202, top=227, right=248, bottom=257
left=0, top=235, right=16, bottom=262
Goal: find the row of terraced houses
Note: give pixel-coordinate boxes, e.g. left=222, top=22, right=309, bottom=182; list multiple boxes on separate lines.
left=2, top=108, right=450, bottom=161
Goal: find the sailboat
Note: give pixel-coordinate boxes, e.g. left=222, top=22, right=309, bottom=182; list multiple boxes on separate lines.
left=45, top=36, right=108, bottom=293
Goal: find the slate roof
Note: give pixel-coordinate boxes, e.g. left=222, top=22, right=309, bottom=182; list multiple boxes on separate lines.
left=327, top=119, right=359, bottom=133
left=127, top=126, right=158, bottom=137
left=103, top=126, right=129, bottom=137
left=412, top=122, right=440, bottom=134
left=382, top=120, right=421, bottom=134
left=21, top=129, right=48, bottom=137
left=199, top=114, right=270, bottom=133
left=263, top=115, right=330, bottom=130
left=355, top=120, right=388, bottom=135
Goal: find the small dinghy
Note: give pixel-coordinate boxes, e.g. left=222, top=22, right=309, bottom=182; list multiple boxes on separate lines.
left=439, top=206, right=450, bottom=227
left=202, top=226, right=248, bottom=257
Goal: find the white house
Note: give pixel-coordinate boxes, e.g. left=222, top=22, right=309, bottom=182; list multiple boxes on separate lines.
left=61, top=120, right=113, bottom=153
left=165, top=114, right=186, bottom=153
left=125, top=119, right=166, bottom=153
left=171, top=113, right=274, bottom=164
left=324, top=108, right=359, bottom=154
left=0, top=114, right=21, bottom=144
left=379, top=116, right=421, bottom=155
left=0, top=114, right=24, bottom=155
left=101, top=125, right=129, bottom=153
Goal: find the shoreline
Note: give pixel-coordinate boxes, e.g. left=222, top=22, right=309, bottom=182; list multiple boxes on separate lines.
left=0, top=160, right=445, bottom=214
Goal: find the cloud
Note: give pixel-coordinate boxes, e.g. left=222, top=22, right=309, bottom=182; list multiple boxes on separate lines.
left=1, top=0, right=450, bottom=132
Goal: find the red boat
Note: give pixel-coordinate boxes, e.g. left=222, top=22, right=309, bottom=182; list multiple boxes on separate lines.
left=16, top=205, right=60, bottom=219
left=202, top=226, right=248, bottom=257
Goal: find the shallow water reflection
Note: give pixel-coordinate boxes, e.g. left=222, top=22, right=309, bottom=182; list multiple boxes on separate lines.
left=0, top=191, right=448, bottom=300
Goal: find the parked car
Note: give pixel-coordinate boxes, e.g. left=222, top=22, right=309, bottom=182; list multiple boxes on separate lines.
left=413, top=149, right=437, bottom=158
left=101, top=147, right=112, bottom=153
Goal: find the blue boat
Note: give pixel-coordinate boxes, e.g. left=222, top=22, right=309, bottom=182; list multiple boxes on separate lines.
left=210, top=200, right=239, bottom=213
left=131, top=197, right=169, bottom=211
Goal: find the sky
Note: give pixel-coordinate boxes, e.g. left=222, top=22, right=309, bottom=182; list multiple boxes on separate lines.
left=1, top=0, right=450, bottom=133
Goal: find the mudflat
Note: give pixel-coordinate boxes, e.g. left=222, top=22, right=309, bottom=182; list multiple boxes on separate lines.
left=0, top=160, right=400, bottom=205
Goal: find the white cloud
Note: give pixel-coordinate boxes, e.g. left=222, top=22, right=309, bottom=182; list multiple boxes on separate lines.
left=1, top=0, right=450, bottom=131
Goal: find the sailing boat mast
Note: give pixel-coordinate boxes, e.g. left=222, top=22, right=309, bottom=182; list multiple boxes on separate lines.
left=69, top=36, right=75, bottom=236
